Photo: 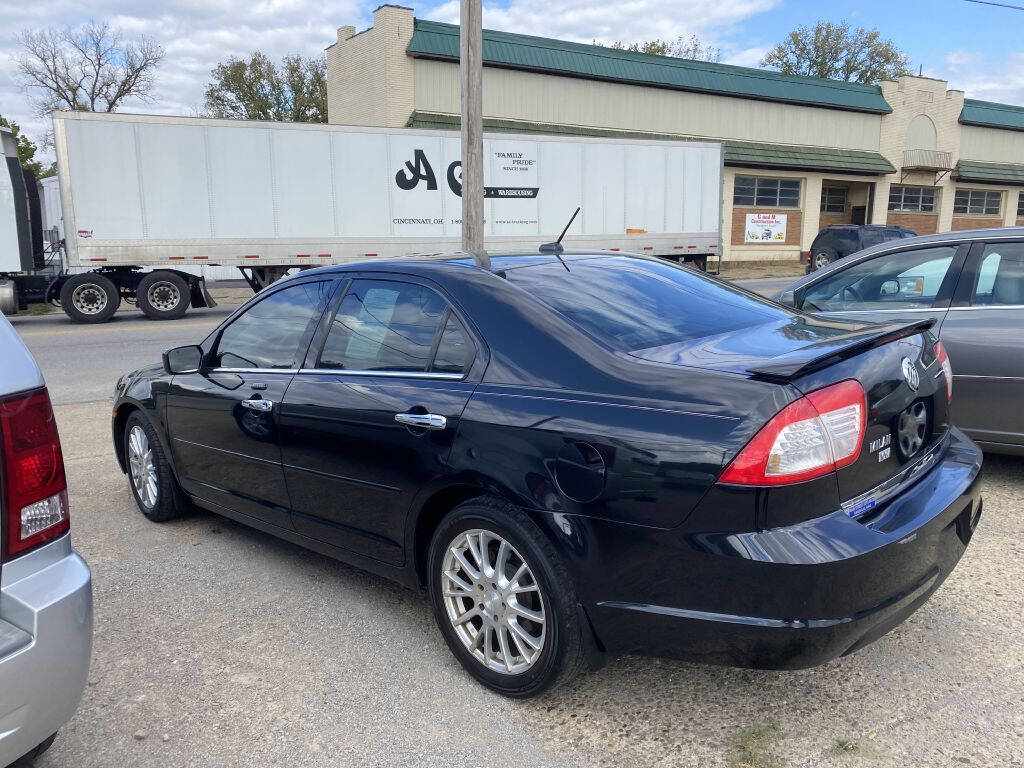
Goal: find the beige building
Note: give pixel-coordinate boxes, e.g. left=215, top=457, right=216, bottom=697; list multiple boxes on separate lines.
left=327, top=5, right=1024, bottom=262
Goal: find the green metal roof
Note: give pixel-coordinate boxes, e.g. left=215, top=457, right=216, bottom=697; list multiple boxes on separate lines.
left=408, top=20, right=892, bottom=115
left=960, top=99, right=1024, bottom=132
left=406, top=111, right=896, bottom=175
left=953, top=159, right=1024, bottom=186
left=726, top=141, right=895, bottom=175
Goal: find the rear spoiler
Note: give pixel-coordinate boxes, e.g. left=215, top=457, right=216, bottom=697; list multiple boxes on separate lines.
left=747, top=318, right=935, bottom=381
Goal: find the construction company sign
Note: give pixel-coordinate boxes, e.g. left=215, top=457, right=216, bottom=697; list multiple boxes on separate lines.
left=744, top=213, right=788, bottom=243
left=390, top=139, right=540, bottom=235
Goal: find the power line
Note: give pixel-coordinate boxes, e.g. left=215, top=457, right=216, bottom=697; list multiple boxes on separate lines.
left=964, top=0, right=1024, bottom=10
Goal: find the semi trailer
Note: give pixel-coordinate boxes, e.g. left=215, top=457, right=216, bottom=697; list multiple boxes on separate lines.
left=2, top=111, right=723, bottom=323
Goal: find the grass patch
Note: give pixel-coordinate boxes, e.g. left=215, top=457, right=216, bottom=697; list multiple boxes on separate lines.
left=831, top=738, right=860, bottom=756
left=729, top=722, right=785, bottom=768
left=24, top=303, right=52, bottom=315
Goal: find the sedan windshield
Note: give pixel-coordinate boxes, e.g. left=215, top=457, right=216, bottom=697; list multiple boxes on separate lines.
left=505, top=256, right=791, bottom=352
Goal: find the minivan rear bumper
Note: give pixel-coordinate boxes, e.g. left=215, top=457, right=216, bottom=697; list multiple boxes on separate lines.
left=578, top=428, right=982, bottom=668
left=0, top=535, right=92, bottom=765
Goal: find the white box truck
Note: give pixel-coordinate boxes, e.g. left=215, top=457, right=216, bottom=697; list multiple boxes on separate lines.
left=1, top=111, right=723, bottom=323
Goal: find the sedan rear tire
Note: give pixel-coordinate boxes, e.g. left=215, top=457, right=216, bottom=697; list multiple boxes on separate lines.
left=427, top=496, right=587, bottom=697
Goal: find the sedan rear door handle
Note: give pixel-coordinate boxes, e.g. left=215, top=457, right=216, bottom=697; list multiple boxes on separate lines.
left=395, top=412, right=447, bottom=430
left=240, top=397, right=274, bottom=412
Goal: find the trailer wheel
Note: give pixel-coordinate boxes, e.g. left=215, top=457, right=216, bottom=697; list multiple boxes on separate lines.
left=60, top=274, right=120, bottom=323
left=138, top=271, right=190, bottom=320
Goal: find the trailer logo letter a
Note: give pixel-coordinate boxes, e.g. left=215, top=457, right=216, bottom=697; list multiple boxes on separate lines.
left=395, top=149, right=437, bottom=190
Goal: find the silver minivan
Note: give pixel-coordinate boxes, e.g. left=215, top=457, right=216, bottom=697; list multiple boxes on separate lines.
left=0, top=314, right=92, bottom=766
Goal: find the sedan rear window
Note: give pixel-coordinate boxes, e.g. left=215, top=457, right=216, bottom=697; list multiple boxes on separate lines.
left=505, top=257, right=790, bottom=352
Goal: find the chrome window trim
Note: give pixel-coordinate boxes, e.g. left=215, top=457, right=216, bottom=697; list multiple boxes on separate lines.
left=819, top=307, right=940, bottom=314
left=954, top=374, right=1024, bottom=380
left=210, top=367, right=299, bottom=374
left=298, top=368, right=466, bottom=381
left=948, top=304, right=1024, bottom=311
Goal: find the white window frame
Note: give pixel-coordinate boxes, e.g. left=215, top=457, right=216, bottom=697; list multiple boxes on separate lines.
left=733, top=176, right=801, bottom=209
left=820, top=186, right=848, bottom=213
left=888, top=185, right=937, bottom=213
left=953, top=188, right=1002, bottom=217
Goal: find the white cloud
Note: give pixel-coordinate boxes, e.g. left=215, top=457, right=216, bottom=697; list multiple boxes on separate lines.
left=722, top=46, right=768, bottom=68
left=425, top=0, right=778, bottom=48
left=929, top=50, right=1024, bottom=105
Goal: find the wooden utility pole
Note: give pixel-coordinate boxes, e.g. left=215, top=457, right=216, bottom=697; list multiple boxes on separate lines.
left=460, top=0, right=489, bottom=267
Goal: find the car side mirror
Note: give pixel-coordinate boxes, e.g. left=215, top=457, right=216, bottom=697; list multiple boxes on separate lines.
left=879, top=279, right=900, bottom=297
left=777, top=289, right=796, bottom=307
left=163, top=344, right=204, bottom=375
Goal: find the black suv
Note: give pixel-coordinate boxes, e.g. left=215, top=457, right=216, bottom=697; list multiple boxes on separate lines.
left=807, top=225, right=917, bottom=272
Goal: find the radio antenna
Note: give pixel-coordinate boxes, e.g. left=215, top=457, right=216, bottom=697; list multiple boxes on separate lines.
left=539, top=206, right=580, bottom=272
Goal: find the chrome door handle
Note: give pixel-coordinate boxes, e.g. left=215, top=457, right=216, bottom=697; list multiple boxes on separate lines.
left=240, top=397, right=274, bottom=412
left=395, top=412, right=447, bottom=430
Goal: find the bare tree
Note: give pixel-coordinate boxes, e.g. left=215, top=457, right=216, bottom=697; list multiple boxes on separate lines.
left=14, top=22, right=164, bottom=115
left=600, top=35, right=722, bottom=62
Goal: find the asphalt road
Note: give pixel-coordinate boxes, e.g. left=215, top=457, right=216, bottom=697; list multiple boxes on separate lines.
left=7, top=288, right=1024, bottom=768
left=10, top=307, right=235, bottom=406
left=733, top=275, right=797, bottom=297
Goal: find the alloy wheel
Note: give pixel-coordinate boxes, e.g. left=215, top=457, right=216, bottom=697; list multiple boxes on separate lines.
left=128, top=425, right=159, bottom=509
left=441, top=529, right=546, bottom=675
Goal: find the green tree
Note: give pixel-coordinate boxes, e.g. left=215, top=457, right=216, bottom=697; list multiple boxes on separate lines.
left=760, top=22, right=911, bottom=83
left=0, top=116, right=55, bottom=178
left=601, top=35, right=722, bottom=62
left=203, top=52, right=327, bottom=123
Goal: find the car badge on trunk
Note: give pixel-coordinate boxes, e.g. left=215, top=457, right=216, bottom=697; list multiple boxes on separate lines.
left=901, top=357, right=920, bottom=391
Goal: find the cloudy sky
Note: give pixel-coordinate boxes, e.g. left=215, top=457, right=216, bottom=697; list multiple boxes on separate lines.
left=2, top=0, right=1022, bottom=155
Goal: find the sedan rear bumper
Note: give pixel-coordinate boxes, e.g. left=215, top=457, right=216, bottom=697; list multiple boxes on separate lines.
left=0, top=536, right=93, bottom=766
left=580, top=428, right=982, bottom=668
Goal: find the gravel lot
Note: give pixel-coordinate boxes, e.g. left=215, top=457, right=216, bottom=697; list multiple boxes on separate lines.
left=9, top=293, right=1024, bottom=768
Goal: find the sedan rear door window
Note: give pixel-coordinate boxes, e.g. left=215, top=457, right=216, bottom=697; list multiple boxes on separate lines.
left=972, top=243, right=1024, bottom=306
left=318, top=280, right=466, bottom=373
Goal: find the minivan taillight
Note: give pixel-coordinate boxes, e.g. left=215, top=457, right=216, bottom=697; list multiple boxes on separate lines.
left=719, top=380, right=867, bottom=486
left=934, top=340, right=953, bottom=403
left=1, top=388, right=69, bottom=559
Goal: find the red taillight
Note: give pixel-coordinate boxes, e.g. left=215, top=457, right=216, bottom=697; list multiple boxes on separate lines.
left=719, top=380, right=867, bottom=486
left=934, top=340, right=953, bottom=403
left=1, top=388, right=69, bottom=559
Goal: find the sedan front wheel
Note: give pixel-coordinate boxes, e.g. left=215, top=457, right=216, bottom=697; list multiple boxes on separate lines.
left=124, top=411, right=186, bottom=522
left=428, top=497, right=588, bottom=697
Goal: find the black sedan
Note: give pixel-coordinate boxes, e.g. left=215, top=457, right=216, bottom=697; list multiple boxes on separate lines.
left=112, top=252, right=982, bottom=696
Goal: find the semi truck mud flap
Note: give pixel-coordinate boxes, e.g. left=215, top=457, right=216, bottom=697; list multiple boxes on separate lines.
left=190, top=278, right=217, bottom=309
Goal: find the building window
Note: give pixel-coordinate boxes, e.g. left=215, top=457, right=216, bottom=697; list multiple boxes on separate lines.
left=954, top=189, right=1002, bottom=216
left=820, top=186, right=848, bottom=213
left=888, top=185, right=937, bottom=213
left=734, top=176, right=801, bottom=208
left=1018, top=193, right=1024, bottom=219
